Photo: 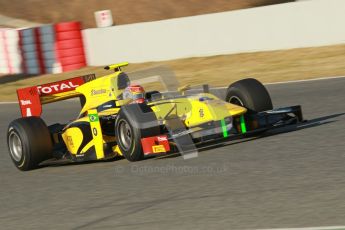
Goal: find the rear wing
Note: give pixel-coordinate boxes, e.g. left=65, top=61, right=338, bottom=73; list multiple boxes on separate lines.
left=17, top=74, right=96, bottom=117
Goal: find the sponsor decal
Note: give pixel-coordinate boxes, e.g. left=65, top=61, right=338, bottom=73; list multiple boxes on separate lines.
left=91, top=89, right=106, bottom=96
left=26, top=108, right=32, bottom=117
left=37, top=80, right=81, bottom=96
left=152, top=145, right=166, bottom=153
left=157, top=136, right=168, bottom=142
left=88, top=114, right=99, bottom=122
left=82, top=74, right=96, bottom=82
left=67, top=136, right=74, bottom=148
left=93, top=127, right=98, bottom=136
left=17, top=87, right=42, bottom=117
left=199, top=108, right=204, bottom=118
left=20, top=100, right=32, bottom=105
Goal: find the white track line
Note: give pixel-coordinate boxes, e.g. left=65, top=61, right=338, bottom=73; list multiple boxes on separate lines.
left=211, top=75, right=345, bottom=90
left=257, top=226, right=345, bottom=230
left=1, top=75, right=344, bottom=105
left=0, top=101, right=17, bottom=104
left=264, top=75, right=345, bottom=85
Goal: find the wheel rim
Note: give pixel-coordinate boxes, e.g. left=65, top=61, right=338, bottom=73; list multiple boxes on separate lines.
left=118, top=120, right=132, bottom=151
left=9, top=131, right=23, bottom=162
left=229, top=96, right=244, bottom=106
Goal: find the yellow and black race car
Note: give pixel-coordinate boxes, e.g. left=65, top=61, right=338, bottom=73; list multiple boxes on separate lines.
left=7, top=62, right=303, bottom=170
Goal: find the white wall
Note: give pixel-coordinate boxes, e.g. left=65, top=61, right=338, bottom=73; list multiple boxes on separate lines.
left=83, top=0, right=345, bottom=65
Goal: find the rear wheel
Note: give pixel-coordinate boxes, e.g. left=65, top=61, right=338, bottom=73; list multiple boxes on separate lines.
left=7, top=117, right=53, bottom=171
left=115, top=103, right=160, bottom=161
left=225, top=78, right=273, bottom=113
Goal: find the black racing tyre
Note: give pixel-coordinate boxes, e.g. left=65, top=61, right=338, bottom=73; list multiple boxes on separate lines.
left=7, top=117, right=53, bottom=171
left=115, top=103, right=160, bottom=161
left=225, top=78, right=273, bottom=113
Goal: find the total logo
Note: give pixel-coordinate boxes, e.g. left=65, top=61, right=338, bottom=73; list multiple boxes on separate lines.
left=37, top=81, right=80, bottom=95
left=157, top=136, right=168, bottom=142
left=20, top=100, right=32, bottom=105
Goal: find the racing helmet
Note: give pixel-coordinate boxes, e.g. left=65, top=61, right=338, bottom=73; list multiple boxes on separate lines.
left=123, top=84, right=146, bottom=104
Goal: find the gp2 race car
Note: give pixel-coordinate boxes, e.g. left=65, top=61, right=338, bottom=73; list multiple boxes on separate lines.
left=7, top=62, right=304, bottom=170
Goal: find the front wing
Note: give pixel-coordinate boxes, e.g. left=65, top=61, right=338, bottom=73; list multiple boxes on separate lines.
left=141, top=105, right=304, bottom=155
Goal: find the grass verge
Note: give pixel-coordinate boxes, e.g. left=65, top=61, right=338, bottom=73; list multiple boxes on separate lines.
left=1, top=44, right=345, bottom=101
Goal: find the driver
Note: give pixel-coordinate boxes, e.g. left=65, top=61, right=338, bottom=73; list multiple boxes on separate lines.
left=122, top=84, right=146, bottom=104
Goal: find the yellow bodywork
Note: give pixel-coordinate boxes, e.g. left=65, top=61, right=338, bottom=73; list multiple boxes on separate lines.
left=59, top=63, right=130, bottom=160
left=150, top=93, right=246, bottom=127
left=75, top=72, right=123, bottom=115
left=61, top=127, right=83, bottom=154
left=61, top=110, right=122, bottom=159
left=57, top=62, right=247, bottom=161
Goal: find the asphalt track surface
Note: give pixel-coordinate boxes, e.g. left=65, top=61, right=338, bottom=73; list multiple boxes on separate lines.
left=1, top=78, right=345, bottom=230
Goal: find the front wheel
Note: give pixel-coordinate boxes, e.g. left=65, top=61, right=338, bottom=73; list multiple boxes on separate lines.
left=115, top=103, right=160, bottom=161
left=225, top=78, right=273, bottom=135
left=225, top=78, right=273, bottom=113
